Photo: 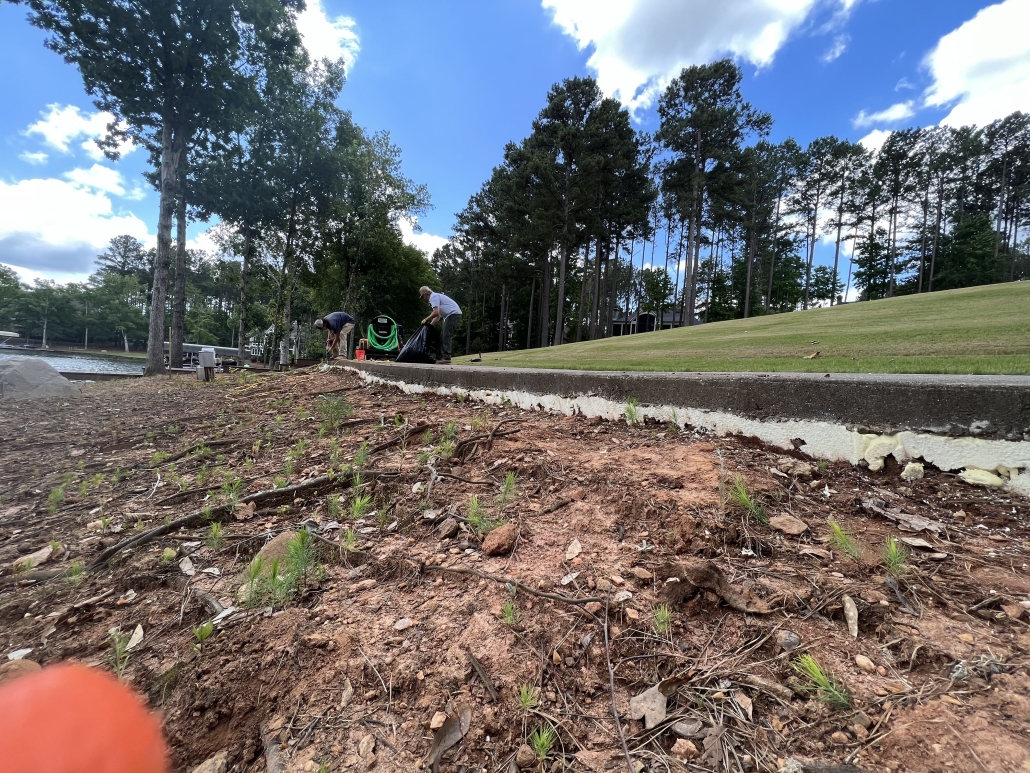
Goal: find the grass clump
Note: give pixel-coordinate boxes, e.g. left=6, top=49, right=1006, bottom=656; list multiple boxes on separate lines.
left=828, top=520, right=863, bottom=560
left=728, top=475, right=768, bottom=525
left=792, top=654, right=852, bottom=709
left=883, top=535, right=909, bottom=576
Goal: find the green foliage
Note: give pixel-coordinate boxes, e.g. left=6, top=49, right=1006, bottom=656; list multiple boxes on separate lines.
left=341, top=528, right=360, bottom=552
left=883, top=535, right=909, bottom=576
left=192, top=621, right=214, bottom=649
left=326, top=494, right=342, bottom=520
left=66, top=560, right=85, bottom=582
left=828, top=520, right=863, bottom=560
left=150, top=451, right=169, bottom=466
left=528, top=724, right=558, bottom=761
left=442, top=420, right=458, bottom=440
left=792, top=654, right=852, bottom=709
left=317, top=395, right=352, bottom=435
left=272, top=475, right=288, bottom=489
left=207, top=522, right=224, bottom=550
left=728, top=475, right=768, bottom=525
left=623, top=396, right=641, bottom=425
left=48, top=485, right=65, bottom=515
left=350, top=492, right=373, bottom=520
left=161, top=547, right=177, bottom=564
left=466, top=495, right=503, bottom=535
left=500, top=599, right=519, bottom=626
left=652, top=603, right=672, bottom=636
left=496, top=471, right=518, bottom=510
left=516, top=683, right=540, bottom=710
left=353, top=442, right=371, bottom=469
left=108, top=628, right=132, bottom=679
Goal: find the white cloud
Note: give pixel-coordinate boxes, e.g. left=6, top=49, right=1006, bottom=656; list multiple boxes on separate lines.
left=852, top=100, right=915, bottom=128
left=23, top=103, right=135, bottom=159
left=19, top=151, right=48, bottom=165
left=541, top=0, right=851, bottom=112
left=924, top=0, right=1030, bottom=127
left=822, top=34, right=849, bottom=62
left=0, top=177, right=152, bottom=275
left=398, top=218, right=448, bottom=258
left=297, top=0, right=360, bottom=69
left=64, top=164, right=128, bottom=196
left=858, top=129, right=890, bottom=153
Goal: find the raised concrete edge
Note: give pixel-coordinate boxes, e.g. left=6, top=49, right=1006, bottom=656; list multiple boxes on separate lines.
left=351, top=361, right=1030, bottom=442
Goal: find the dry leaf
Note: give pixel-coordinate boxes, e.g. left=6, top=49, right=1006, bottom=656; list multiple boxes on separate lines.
left=803, top=351, right=820, bottom=359
left=425, top=703, right=471, bottom=772
left=565, top=539, right=582, bottom=560
left=628, top=677, right=688, bottom=729
left=126, top=624, right=144, bottom=651
left=799, top=546, right=832, bottom=559
left=732, top=690, right=753, bottom=720
left=178, top=556, right=196, bottom=576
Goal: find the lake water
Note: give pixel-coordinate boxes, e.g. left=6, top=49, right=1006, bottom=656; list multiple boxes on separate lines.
left=0, top=349, right=144, bottom=374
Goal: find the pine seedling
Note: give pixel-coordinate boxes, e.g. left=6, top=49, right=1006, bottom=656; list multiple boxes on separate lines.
left=207, top=522, right=224, bottom=550
left=286, top=528, right=314, bottom=584
left=150, top=451, right=169, bottom=467
left=272, top=475, right=288, bottom=490
left=883, top=535, right=909, bottom=576
left=326, top=494, right=342, bottom=519
left=108, top=628, right=131, bottom=679
left=350, top=492, right=373, bottom=520
left=828, top=520, right=862, bottom=560
left=48, top=485, right=65, bottom=515
left=624, top=396, right=641, bottom=426
left=66, top=560, right=84, bottom=582
left=516, top=683, right=540, bottom=711
left=161, top=547, right=177, bottom=565
left=466, top=495, right=502, bottom=535
left=792, top=654, right=852, bottom=709
left=443, top=420, right=458, bottom=440
left=728, top=475, right=768, bottom=525
left=652, top=603, right=673, bottom=636
left=496, top=471, right=517, bottom=510
left=500, top=599, right=519, bottom=626
left=342, top=528, right=360, bottom=552
left=528, top=725, right=557, bottom=761
left=245, top=556, right=265, bottom=607
left=353, top=441, right=370, bottom=469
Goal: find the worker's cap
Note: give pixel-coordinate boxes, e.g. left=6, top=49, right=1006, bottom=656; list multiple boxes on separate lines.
left=313, top=318, right=325, bottom=329
left=418, top=286, right=432, bottom=297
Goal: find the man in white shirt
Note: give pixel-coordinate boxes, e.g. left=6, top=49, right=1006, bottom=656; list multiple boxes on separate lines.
left=419, top=286, right=462, bottom=365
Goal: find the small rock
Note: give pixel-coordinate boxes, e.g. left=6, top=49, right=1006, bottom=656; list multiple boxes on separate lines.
left=515, top=743, right=536, bottom=768
left=842, top=595, right=859, bottom=639
left=429, top=711, right=448, bottom=730
left=855, top=655, right=876, bottom=673
left=610, top=575, right=625, bottom=586
left=565, top=538, right=582, bottom=560
left=349, top=579, right=376, bottom=592
left=482, top=523, right=517, bottom=556
left=393, top=618, right=416, bottom=631
left=436, top=518, right=459, bottom=539
left=596, top=578, right=612, bottom=592
left=584, top=602, right=603, bottom=615
left=357, top=734, right=376, bottom=759
left=861, top=589, right=888, bottom=604
left=769, top=515, right=809, bottom=536
left=778, top=459, right=814, bottom=479
left=900, top=462, right=924, bottom=482
left=958, top=469, right=1004, bottom=488
left=631, top=567, right=653, bottom=580
left=612, top=590, right=633, bottom=604
left=671, top=739, right=699, bottom=759
left=671, top=720, right=703, bottom=738
left=775, top=630, right=801, bottom=652
left=876, top=666, right=887, bottom=676
left=12, top=545, right=52, bottom=573
left=852, top=724, right=869, bottom=740
left=190, top=750, right=228, bottom=773
left=625, top=608, right=640, bottom=621
left=0, top=659, right=41, bottom=686
left=1001, top=604, right=1025, bottom=621
left=852, top=711, right=873, bottom=729
left=958, top=633, right=974, bottom=644
left=830, top=731, right=850, bottom=745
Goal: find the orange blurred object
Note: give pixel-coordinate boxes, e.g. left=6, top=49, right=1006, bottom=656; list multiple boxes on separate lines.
left=0, top=663, right=169, bottom=773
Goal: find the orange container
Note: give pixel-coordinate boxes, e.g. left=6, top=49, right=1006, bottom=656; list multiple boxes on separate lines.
left=355, top=348, right=366, bottom=360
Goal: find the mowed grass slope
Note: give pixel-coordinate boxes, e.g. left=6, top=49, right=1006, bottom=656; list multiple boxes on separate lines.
left=456, top=283, right=1030, bottom=374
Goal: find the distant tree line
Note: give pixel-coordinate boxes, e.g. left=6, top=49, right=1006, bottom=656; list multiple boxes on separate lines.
left=435, top=61, right=1030, bottom=355
left=15, top=0, right=436, bottom=372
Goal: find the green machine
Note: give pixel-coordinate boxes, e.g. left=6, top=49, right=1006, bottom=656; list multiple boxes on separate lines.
left=364, top=315, right=402, bottom=360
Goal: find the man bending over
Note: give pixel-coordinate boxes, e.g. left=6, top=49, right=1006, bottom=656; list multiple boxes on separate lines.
left=314, top=311, right=355, bottom=360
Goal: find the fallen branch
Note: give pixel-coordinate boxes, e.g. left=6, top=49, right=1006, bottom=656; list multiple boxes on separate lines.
left=451, top=426, right=522, bottom=462
left=604, top=591, right=635, bottom=773
left=657, top=559, right=775, bottom=615
left=436, top=472, right=492, bottom=485
left=367, top=422, right=436, bottom=457
left=422, top=564, right=602, bottom=606
left=466, top=650, right=500, bottom=702
left=92, top=470, right=401, bottom=567
left=154, top=438, right=235, bottom=468
left=486, top=418, right=523, bottom=451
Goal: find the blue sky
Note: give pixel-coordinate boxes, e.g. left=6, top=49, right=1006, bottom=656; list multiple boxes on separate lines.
left=2, top=0, right=1029, bottom=284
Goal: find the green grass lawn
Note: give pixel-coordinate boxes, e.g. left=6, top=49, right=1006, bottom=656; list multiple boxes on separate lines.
left=455, top=283, right=1030, bottom=375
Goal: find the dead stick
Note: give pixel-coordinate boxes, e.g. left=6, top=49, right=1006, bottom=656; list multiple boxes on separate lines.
left=92, top=471, right=401, bottom=567
left=466, top=650, right=500, bottom=702
left=487, top=418, right=523, bottom=451
left=423, top=564, right=602, bottom=606
left=436, top=472, right=492, bottom=485
left=154, top=438, right=235, bottom=467
left=604, top=590, right=634, bottom=773
left=367, top=422, right=436, bottom=457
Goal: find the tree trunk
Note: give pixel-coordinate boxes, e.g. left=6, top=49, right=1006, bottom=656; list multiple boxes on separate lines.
left=538, top=251, right=551, bottom=347
left=803, top=187, right=821, bottom=310
left=145, top=115, right=184, bottom=376
left=526, top=277, right=535, bottom=349
left=554, top=170, right=572, bottom=346
left=888, top=195, right=899, bottom=297
left=237, top=226, right=253, bottom=359
left=590, top=237, right=603, bottom=339
left=994, top=156, right=1007, bottom=264
left=497, top=284, right=507, bottom=352
left=830, top=176, right=846, bottom=306
left=765, top=191, right=783, bottom=313
left=606, top=234, right=621, bottom=335
left=928, top=181, right=943, bottom=291
left=170, top=174, right=188, bottom=369
left=576, top=238, right=590, bottom=342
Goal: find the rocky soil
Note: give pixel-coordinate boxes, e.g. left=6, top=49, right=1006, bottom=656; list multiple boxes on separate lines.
left=1, top=367, right=1028, bottom=773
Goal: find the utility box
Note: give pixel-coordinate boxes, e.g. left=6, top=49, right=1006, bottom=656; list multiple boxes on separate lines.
left=197, top=348, right=216, bottom=381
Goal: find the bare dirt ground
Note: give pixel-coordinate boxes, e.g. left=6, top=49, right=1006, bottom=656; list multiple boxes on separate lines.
left=1, top=368, right=1029, bottom=773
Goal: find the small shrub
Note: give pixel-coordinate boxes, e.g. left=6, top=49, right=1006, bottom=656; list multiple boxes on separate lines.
left=353, top=442, right=370, bottom=469
left=350, top=492, right=373, bottom=520
left=207, top=522, right=224, bottom=550
left=516, top=683, right=540, bottom=710
left=317, top=395, right=352, bottom=434
left=66, top=560, right=85, bottom=581
left=528, top=724, right=557, bottom=761
left=466, top=495, right=503, bottom=535
left=48, top=485, right=65, bottom=515
left=193, top=621, right=214, bottom=650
